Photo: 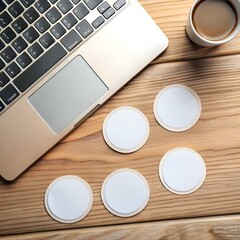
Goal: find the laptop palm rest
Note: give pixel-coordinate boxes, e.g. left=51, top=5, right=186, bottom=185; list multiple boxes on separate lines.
left=29, top=55, right=108, bottom=134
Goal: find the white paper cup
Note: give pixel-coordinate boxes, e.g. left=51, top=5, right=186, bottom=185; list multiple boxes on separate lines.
left=159, top=148, right=206, bottom=195
left=186, top=0, right=240, bottom=47
left=101, top=169, right=150, bottom=217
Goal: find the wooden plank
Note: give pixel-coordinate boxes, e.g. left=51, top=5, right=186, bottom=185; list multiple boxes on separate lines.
left=1, top=54, right=240, bottom=235
left=2, top=215, right=240, bottom=240
left=139, top=0, right=240, bottom=63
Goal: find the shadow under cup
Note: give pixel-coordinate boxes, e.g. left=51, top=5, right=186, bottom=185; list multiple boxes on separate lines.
left=186, top=0, right=240, bottom=47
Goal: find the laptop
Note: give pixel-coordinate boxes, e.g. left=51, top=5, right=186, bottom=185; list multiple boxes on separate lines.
left=0, top=0, right=168, bottom=180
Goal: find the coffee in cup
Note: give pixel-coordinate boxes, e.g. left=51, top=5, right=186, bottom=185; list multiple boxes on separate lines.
left=186, top=0, right=240, bottom=46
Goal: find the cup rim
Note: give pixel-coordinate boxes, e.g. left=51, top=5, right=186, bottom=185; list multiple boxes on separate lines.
left=189, top=0, right=240, bottom=45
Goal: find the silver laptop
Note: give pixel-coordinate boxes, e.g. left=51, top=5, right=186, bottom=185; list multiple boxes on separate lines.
left=0, top=0, right=168, bottom=180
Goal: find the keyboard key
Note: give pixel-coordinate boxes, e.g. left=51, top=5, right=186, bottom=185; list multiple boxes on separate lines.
left=14, top=43, right=67, bottom=92
left=60, top=29, right=82, bottom=51
left=57, top=0, right=73, bottom=14
left=39, top=32, right=55, bottom=48
left=84, top=0, right=103, bottom=10
left=113, top=0, right=126, bottom=10
left=46, top=7, right=61, bottom=24
left=76, top=19, right=93, bottom=38
left=35, top=0, right=50, bottom=13
left=103, top=7, right=115, bottom=19
left=17, top=52, right=32, bottom=68
left=51, top=23, right=66, bottom=39
left=0, top=100, right=5, bottom=112
left=0, top=46, right=16, bottom=63
left=97, top=2, right=109, bottom=14
left=12, top=36, right=28, bottom=53
left=23, top=27, right=39, bottom=43
left=0, top=39, right=4, bottom=51
left=0, top=59, right=5, bottom=70
left=61, top=12, right=77, bottom=29
left=0, top=27, right=16, bottom=43
left=28, top=42, right=43, bottom=58
left=73, top=3, right=89, bottom=20
left=0, top=72, right=10, bottom=87
left=12, top=17, right=28, bottom=34
left=24, top=7, right=39, bottom=23
left=0, top=11, right=12, bottom=28
left=92, top=16, right=104, bottom=29
left=8, top=1, right=24, bottom=18
left=72, top=0, right=80, bottom=4
left=0, top=83, right=19, bottom=104
left=20, top=0, right=35, bottom=8
left=4, top=0, right=14, bottom=4
left=5, top=62, right=21, bottom=78
left=35, top=17, right=50, bottom=33
left=0, top=1, right=6, bottom=12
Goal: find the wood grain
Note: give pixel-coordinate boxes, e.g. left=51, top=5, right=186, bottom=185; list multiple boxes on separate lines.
left=2, top=0, right=240, bottom=237
left=1, top=53, right=240, bottom=235
left=2, top=215, right=240, bottom=240
left=141, top=0, right=240, bottom=64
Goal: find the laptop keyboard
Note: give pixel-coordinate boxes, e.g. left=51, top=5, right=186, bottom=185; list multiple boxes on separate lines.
left=0, top=0, right=126, bottom=113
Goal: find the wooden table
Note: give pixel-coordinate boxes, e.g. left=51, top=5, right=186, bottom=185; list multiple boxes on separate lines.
left=2, top=0, right=240, bottom=239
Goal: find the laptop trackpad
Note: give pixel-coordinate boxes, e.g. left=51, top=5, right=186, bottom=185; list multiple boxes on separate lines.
left=29, top=55, right=108, bottom=134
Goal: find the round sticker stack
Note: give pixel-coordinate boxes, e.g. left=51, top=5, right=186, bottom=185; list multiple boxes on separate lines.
left=159, top=148, right=206, bottom=194
left=101, top=169, right=150, bottom=217
left=154, top=85, right=201, bottom=132
left=45, top=175, right=93, bottom=223
left=102, top=107, right=150, bottom=153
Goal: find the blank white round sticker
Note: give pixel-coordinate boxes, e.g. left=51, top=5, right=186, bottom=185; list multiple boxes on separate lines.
left=103, top=107, right=150, bottom=153
left=45, top=176, right=93, bottom=223
left=154, top=85, right=201, bottom=132
left=159, top=148, right=206, bottom=194
left=101, top=169, right=150, bottom=217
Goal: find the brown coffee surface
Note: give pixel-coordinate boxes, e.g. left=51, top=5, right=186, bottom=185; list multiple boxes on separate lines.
left=193, top=0, right=237, bottom=41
